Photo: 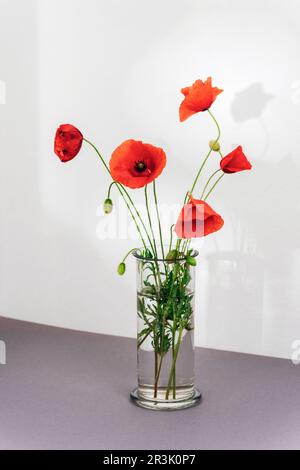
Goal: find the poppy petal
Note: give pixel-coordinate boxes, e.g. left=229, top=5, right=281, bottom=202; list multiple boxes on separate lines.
left=220, top=146, right=252, bottom=174
left=179, top=77, right=223, bottom=122
left=110, top=139, right=167, bottom=189
left=175, top=196, right=224, bottom=238
left=54, top=124, right=83, bottom=162
left=179, top=101, right=197, bottom=122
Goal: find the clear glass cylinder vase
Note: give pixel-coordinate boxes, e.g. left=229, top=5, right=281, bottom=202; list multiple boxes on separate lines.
left=130, top=249, right=201, bottom=410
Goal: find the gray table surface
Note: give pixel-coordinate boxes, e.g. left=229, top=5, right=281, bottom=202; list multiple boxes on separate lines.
left=0, top=316, right=299, bottom=450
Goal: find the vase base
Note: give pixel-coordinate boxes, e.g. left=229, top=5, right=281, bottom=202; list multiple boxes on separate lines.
left=130, top=388, right=201, bottom=411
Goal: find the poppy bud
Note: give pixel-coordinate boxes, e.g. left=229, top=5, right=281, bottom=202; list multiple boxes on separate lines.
left=220, top=146, right=252, bottom=174
left=54, top=124, right=83, bottom=162
left=186, top=255, right=197, bottom=266
left=166, top=249, right=178, bottom=261
left=144, top=249, right=153, bottom=259
left=117, top=262, right=126, bottom=275
left=103, top=198, right=113, bottom=214
left=209, top=140, right=220, bottom=152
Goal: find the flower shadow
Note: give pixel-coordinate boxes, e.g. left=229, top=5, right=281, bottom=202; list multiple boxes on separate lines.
left=231, top=83, right=275, bottom=123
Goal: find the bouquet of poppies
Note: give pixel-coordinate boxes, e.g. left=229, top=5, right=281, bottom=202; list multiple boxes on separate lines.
left=54, top=77, right=251, bottom=402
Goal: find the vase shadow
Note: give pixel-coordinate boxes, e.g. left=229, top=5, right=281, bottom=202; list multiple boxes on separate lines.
left=200, top=153, right=300, bottom=358
left=202, top=251, right=264, bottom=355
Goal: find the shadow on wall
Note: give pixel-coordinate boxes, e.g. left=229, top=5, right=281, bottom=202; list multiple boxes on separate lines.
left=231, top=83, right=274, bottom=123
left=205, top=252, right=264, bottom=354
left=232, top=82, right=275, bottom=161
left=204, top=167, right=300, bottom=355
left=203, top=82, right=300, bottom=357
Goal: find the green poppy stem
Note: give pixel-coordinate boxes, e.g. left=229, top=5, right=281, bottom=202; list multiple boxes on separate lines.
left=153, top=181, right=165, bottom=259
left=168, top=224, right=175, bottom=253
left=188, top=109, right=221, bottom=198
left=200, top=169, right=222, bottom=199
left=107, top=181, right=117, bottom=199
left=144, top=185, right=158, bottom=258
left=121, top=247, right=140, bottom=263
left=83, top=138, right=153, bottom=252
left=204, top=172, right=225, bottom=201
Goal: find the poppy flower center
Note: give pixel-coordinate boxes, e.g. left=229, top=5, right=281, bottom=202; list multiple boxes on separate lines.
left=134, top=160, right=147, bottom=173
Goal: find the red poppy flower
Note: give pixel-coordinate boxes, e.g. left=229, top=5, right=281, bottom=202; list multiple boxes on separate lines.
left=54, top=124, right=83, bottom=162
left=175, top=196, right=224, bottom=239
left=220, top=146, right=252, bottom=174
left=109, top=139, right=166, bottom=189
left=179, top=77, right=223, bottom=122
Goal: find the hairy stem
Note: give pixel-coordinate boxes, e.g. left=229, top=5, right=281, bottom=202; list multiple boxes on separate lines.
left=84, top=138, right=153, bottom=251
left=168, top=225, right=175, bottom=253
left=123, top=186, right=155, bottom=254
left=154, top=353, right=164, bottom=398
left=200, top=169, right=221, bottom=199
left=107, top=181, right=117, bottom=199
left=204, top=173, right=224, bottom=201
left=144, top=185, right=158, bottom=258
left=165, top=323, right=183, bottom=400
left=187, top=110, right=221, bottom=198
left=121, top=247, right=140, bottom=263
left=153, top=181, right=165, bottom=259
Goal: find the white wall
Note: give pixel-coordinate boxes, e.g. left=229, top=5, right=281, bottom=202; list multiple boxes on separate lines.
left=1, top=0, right=300, bottom=359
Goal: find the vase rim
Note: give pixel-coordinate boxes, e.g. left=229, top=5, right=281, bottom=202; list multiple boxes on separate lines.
left=132, top=247, right=199, bottom=262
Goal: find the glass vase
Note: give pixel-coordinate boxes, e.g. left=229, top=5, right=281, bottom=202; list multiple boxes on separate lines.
left=130, top=249, right=201, bottom=410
